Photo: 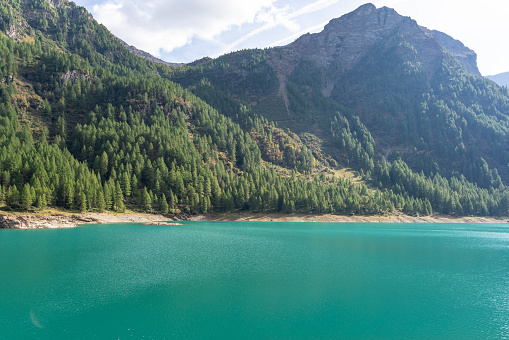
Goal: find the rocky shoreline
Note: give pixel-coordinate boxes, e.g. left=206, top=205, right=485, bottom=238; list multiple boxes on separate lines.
left=195, top=212, right=509, bottom=224
left=0, top=211, right=182, bottom=229
left=0, top=214, right=99, bottom=229
left=1, top=211, right=508, bottom=229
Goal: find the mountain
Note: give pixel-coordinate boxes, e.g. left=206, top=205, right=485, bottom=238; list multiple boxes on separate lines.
left=487, top=72, right=509, bottom=87
left=116, top=37, right=184, bottom=67
left=169, top=3, right=509, bottom=215
left=0, top=0, right=507, bottom=217
left=266, top=4, right=480, bottom=96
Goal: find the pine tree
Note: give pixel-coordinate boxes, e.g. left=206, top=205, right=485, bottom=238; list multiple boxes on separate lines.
left=20, top=184, right=33, bottom=211
left=6, top=186, right=18, bottom=207
left=97, top=189, right=106, bottom=212
left=114, top=182, right=124, bottom=212
left=159, top=193, right=169, bottom=214
left=121, top=172, right=131, bottom=199
left=77, top=191, right=87, bottom=212
left=202, top=196, right=210, bottom=213
left=141, top=187, right=152, bottom=212
left=104, top=184, right=112, bottom=210
left=56, top=114, right=66, bottom=138
left=100, top=151, right=109, bottom=176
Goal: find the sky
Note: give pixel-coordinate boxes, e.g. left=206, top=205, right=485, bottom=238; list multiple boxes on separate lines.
left=72, top=0, right=509, bottom=76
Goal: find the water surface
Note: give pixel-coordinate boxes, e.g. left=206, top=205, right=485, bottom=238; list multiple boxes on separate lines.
left=1, top=222, right=509, bottom=339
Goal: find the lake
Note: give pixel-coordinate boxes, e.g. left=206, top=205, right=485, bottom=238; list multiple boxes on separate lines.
left=1, top=222, right=509, bottom=339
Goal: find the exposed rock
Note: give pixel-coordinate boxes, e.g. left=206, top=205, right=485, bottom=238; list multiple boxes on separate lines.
left=61, top=70, right=91, bottom=83
left=144, top=222, right=183, bottom=226
left=0, top=215, right=26, bottom=229
left=175, top=213, right=192, bottom=221
left=267, top=3, right=481, bottom=97
left=428, top=30, right=481, bottom=76
left=0, top=214, right=100, bottom=229
left=47, top=0, right=67, bottom=8
left=5, top=24, right=21, bottom=40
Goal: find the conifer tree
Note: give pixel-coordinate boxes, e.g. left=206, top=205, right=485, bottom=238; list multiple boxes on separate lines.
left=20, top=183, right=32, bottom=211
left=0, top=185, right=4, bottom=205
left=141, top=187, right=152, bottom=212
left=97, top=189, right=106, bottom=212
left=104, top=184, right=112, bottom=210
left=159, top=193, right=169, bottom=214
left=121, top=172, right=131, bottom=199
left=77, top=191, right=87, bottom=212
left=113, top=181, right=124, bottom=212
left=100, top=151, right=109, bottom=177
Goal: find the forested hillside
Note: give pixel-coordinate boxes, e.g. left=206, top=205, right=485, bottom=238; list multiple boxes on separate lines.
left=168, top=4, right=509, bottom=216
left=0, top=0, right=508, bottom=217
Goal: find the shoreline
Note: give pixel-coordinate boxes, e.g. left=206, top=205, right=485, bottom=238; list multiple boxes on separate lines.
left=193, top=212, right=509, bottom=224
left=1, top=210, right=508, bottom=229
left=0, top=211, right=177, bottom=229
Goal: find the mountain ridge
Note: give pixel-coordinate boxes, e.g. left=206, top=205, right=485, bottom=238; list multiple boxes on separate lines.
left=487, top=72, right=509, bottom=87
left=115, top=37, right=184, bottom=67
left=168, top=3, right=509, bottom=216
left=264, top=3, right=480, bottom=99
left=115, top=3, right=480, bottom=82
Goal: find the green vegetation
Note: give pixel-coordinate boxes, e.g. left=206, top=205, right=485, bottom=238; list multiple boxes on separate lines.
left=169, top=26, right=509, bottom=217
left=0, top=0, right=399, bottom=217
left=0, top=0, right=507, bottom=217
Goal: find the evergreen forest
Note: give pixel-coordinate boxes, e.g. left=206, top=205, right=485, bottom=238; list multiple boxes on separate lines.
left=0, top=0, right=508, bottom=218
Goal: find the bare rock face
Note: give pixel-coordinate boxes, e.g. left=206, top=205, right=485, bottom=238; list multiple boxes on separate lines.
left=267, top=3, right=481, bottom=96
left=0, top=214, right=99, bottom=229
left=429, top=30, right=481, bottom=77
left=272, top=4, right=408, bottom=71
left=0, top=215, right=27, bottom=229
left=47, top=0, right=66, bottom=8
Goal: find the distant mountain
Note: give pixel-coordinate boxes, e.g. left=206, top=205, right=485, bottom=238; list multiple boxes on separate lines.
left=487, top=72, right=509, bottom=87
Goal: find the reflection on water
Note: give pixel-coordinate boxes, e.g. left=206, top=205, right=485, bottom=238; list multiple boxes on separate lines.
left=30, top=309, right=44, bottom=329
left=1, top=222, right=509, bottom=339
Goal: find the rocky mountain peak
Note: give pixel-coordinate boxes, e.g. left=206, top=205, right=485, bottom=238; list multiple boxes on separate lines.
left=326, top=3, right=407, bottom=29
left=267, top=3, right=481, bottom=97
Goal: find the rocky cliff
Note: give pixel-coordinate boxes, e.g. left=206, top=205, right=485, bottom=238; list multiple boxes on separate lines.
left=0, top=214, right=98, bottom=229
left=267, top=3, right=480, bottom=96
left=429, top=30, right=481, bottom=77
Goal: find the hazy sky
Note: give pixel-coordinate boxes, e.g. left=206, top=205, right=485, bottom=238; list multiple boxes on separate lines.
left=72, top=0, right=508, bottom=76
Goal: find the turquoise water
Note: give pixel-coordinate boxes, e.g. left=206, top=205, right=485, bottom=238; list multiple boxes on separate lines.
left=1, top=222, right=509, bottom=339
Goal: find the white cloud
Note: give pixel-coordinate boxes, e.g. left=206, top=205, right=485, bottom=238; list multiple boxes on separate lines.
left=211, top=0, right=343, bottom=57
left=91, top=0, right=345, bottom=59
left=82, top=0, right=509, bottom=74
left=92, top=0, right=276, bottom=56
left=267, top=20, right=330, bottom=48
left=289, top=0, right=342, bottom=17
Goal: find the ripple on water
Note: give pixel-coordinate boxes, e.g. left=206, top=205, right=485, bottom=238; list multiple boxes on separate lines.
left=1, top=221, right=509, bottom=339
